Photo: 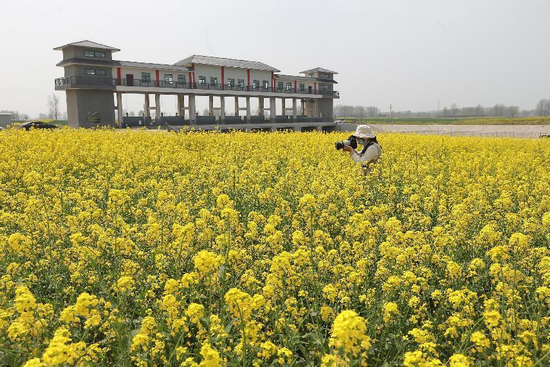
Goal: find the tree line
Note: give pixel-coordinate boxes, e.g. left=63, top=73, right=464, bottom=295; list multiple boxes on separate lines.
left=336, top=99, right=550, bottom=118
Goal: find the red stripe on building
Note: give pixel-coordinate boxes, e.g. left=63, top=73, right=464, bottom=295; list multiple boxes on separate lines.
left=221, top=66, right=224, bottom=90
left=271, top=72, right=274, bottom=89
left=116, top=67, right=122, bottom=85
left=294, top=80, right=297, bottom=93
left=314, top=82, right=317, bottom=93
left=156, top=70, right=160, bottom=87
left=188, top=72, right=192, bottom=86
left=247, top=69, right=250, bottom=88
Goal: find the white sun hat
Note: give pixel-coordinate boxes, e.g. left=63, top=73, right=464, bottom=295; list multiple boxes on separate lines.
left=353, top=125, right=376, bottom=139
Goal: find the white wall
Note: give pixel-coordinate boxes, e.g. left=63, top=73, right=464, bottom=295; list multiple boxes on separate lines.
left=117, top=67, right=190, bottom=83
left=0, top=114, right=12, bottom=127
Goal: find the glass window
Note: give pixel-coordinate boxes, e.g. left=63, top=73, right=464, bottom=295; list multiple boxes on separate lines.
left=178, top=75, right=186, bottom=84
left=286, top=82, right=292, bottom=90
left=199, top=76, right=206, bottom=85
left=253, top=80, right=259, bottom=88
left=164, top=74, right=173, bottom=83
left=299, top=83, right=305, bottom=91
left=238, top=79, right=245, bottom=87
left=309, top=73, right=315, bottom=78
left=142, top=72, right=151, bottom=82
left=277, top=82, right=283, bottom=90
left=85, top=69, right=106, bottom=76
left=227, top=78, right=235, bottom=87
left=262, top=80, right=269, bottom=89
left=210, top=77, right=218, bottom=85
left=85, top=50, right=105, bottom=58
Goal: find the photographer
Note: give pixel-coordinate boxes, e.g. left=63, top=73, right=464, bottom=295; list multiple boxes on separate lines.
left=341, top=125, right=382, bottom=173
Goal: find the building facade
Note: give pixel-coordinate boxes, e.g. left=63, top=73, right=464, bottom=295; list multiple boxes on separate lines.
left=54, top=40, right=339, bottom=131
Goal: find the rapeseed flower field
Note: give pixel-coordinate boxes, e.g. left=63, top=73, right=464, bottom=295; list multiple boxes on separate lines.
left=0, top=129, right=548, bottom=366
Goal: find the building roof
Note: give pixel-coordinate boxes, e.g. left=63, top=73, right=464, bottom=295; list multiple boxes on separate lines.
left=300, top=67, right=338, bottom=74
left=54, top=40, right=121, bottom=52
left=275, top=74, right=338, bottom=84
left=114, top=60, right=192, bottom=72
left=174, top=55, right=280, bottom=72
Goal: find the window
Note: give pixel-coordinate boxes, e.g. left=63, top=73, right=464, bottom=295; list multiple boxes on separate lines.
left=85, top=69, right=106, bottom=76
left=277, top=82, right=283, bottom=90
left=299, top=83, right=305, bottom=91
left=142, top=72, right=151, bottom=82
left=286, top=82, right=292, bottom=91
left=178, top=75, right=186, bottom=84
left=84, top=50, right=106, bottom=58
left=253, top=80, right=259, bottom=88
left=164, top=74, right=173, bottom=83
left=210, top=77, right=218, bottom=85
left=199, top=76, right=206, bottom=85
left=227, top=78, right=235, bottom=87
left=238, top=79, right=245, bottom=88
left=262, top=80, right=269, bottom=89
left=308, top=73, right=315, bottom=78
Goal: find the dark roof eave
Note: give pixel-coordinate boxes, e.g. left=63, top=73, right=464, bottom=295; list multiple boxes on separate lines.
left=56, top=58, right=116, bottom=67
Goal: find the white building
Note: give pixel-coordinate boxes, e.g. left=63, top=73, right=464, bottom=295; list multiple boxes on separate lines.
left=0, top=113, right=12, bottom=128
left=54, top=40, right=339, bottom=131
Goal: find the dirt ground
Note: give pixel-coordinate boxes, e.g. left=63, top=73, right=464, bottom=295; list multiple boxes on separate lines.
left=339, top=123, right=550, bottom=138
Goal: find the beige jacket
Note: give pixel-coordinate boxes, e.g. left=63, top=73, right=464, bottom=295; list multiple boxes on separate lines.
left=350, top=142, right=382, bottom=167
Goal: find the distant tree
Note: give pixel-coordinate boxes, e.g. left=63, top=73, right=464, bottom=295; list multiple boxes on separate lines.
left=202, top=108, right=209, bottom=116
left=354, top=106, right=365, bottom=119
left=1, top=110, right=29, bottom=121
left=475, top=104, right=483, bottom=117
left=442, top=107, right=449, bottom=117
left=38, top=113, right=49, bottom=119
left=366, top=106, right=379, bottom=117
left=536, top=99, right=548, bottom=116
left=450, top=103, right=458, bottom=117
left=508, top=106, right=519, bottom=117
left=48, top=94, right=60, bottom=120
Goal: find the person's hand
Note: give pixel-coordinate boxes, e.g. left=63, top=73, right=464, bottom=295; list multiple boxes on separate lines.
left=343, top=145, right=353, bottom=152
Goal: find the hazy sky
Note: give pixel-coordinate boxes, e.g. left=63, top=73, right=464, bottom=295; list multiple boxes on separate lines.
left=1, top=0, right=549, bottom=117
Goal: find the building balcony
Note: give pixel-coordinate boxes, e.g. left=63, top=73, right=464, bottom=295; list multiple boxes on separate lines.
left=55, top=76, right=340, bottom=98
left=54, top=76, right=117, bottom=90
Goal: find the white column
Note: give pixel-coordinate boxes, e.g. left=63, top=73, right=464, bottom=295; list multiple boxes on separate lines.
left=259, top=97, right=264, bottom=116
left=220, top=96, right=225, bottom=123
left=188, top=95, right=196, bottom=124
left=234, top=97, right=239, bottom=116
left=209, top=96, right=214, bottom=116
left=281, top=98, right=286, bottom=116
left=144, top=94, right=150, bottom=117
left=177, top=95, right=185, bottom=117
left=155, top=94, right=161, bottom=123
left=246, top=97, right=251, bottom=122
left=292, top=98, right=297, bottom=122
left=270, top=97, right=276, bottom=122
left=116, top=92, right=123, bottom=128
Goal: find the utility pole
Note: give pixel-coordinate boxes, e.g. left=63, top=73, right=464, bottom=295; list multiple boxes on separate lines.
left=389, top=104, right=393, bottom=123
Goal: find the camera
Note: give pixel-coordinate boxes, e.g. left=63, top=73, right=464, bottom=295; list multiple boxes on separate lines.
left=335, top=135, right=358, bottom=150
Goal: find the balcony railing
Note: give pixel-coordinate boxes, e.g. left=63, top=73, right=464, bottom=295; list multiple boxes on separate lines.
left=55, top=76, right=117, bottom=88
left=55, top=76, right=339, bottom=97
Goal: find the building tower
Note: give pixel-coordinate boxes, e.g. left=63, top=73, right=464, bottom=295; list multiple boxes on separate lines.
left=300, top=68, right=338, bottom=121
left=54, top=41, right=119, bottom=128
